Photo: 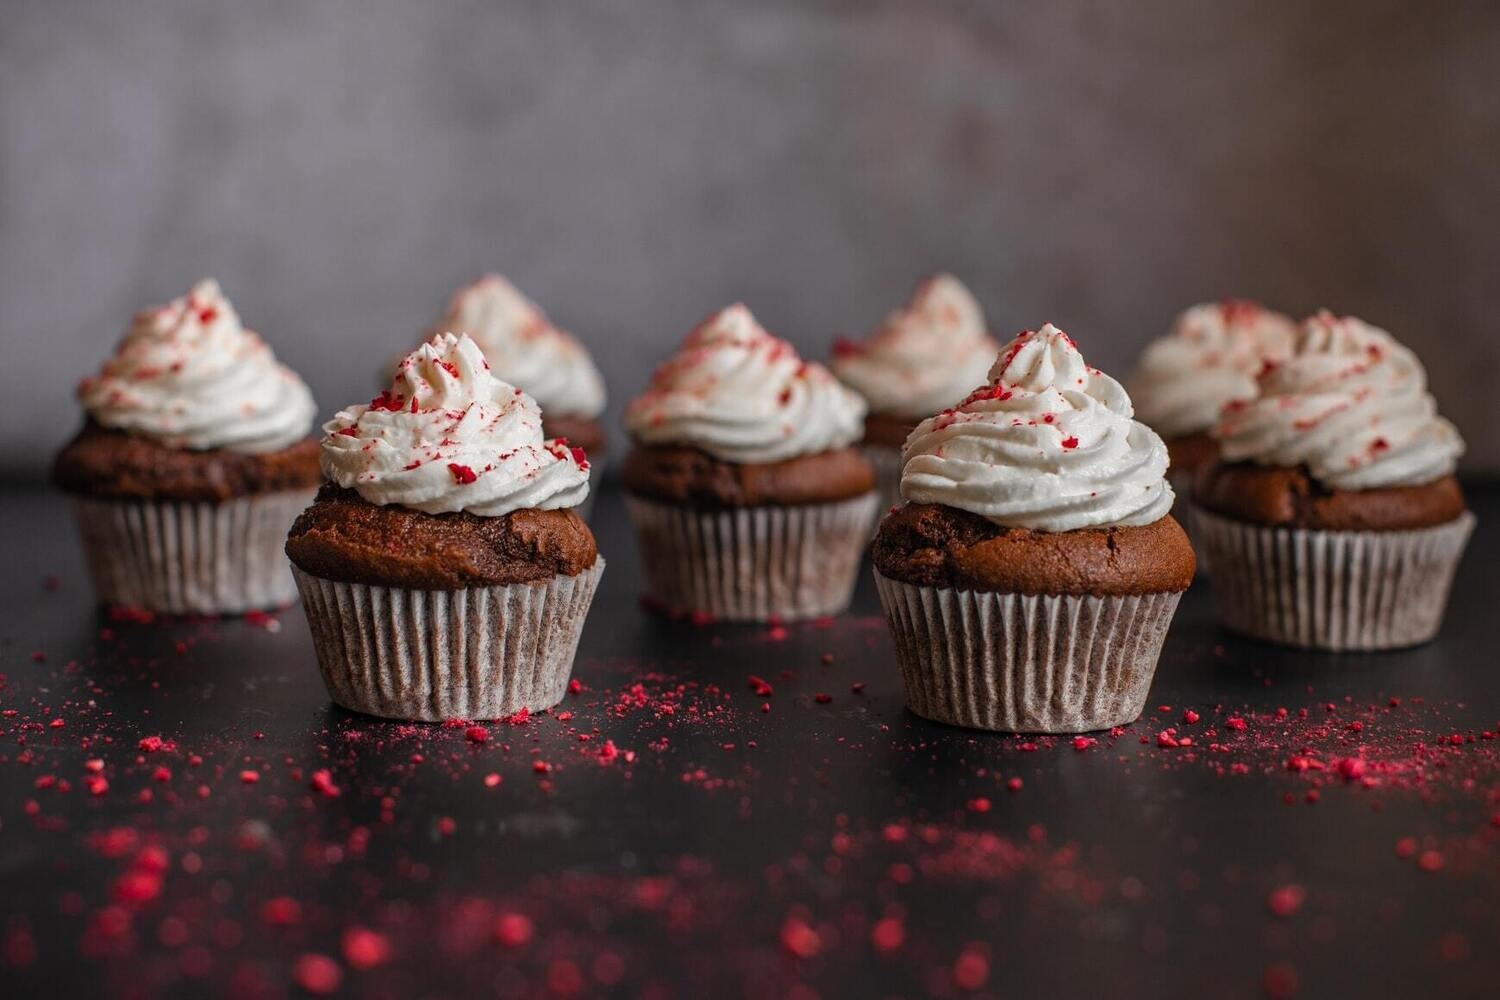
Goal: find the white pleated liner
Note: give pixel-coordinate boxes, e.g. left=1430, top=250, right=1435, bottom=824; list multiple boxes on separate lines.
left=862, top=444, right=904, bottom=533
left=624, top=492, right=879, bottom=622
left=293, top=560, right=604, bottom=722
left=71, top=490, right=315, bottom=614
left=1195, top=510, right=1475, bottom=651
left=875, top=571, right=1183, bottom=733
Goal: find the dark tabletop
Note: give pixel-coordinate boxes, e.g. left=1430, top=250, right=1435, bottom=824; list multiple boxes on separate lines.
left=0, top=479, right=1496, bottom=1000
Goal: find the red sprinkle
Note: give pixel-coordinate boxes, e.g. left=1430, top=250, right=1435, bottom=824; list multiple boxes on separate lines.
left=1267, top=884, right=1306, bottom=917
left=870, top=916, right=905, bottom=952
left=494, top=913, right=534, bottom=948
left=953, top=944, right=990, bottom=990
left=342, top=927, right=391, bottom=970
left=293, top=953, right=343, bottom=995
left=780, top=915, right=821, bottom=959
left=309, top=770, right=341, bottom=798
left=447, top=463, right=478, bottom=484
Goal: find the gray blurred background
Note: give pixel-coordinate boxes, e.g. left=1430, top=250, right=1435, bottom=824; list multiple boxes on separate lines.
left=3, top=0, right=1497, bottom=476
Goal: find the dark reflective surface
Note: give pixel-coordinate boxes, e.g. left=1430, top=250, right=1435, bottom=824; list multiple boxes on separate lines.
left=1, top=481, right=1495, bottom=999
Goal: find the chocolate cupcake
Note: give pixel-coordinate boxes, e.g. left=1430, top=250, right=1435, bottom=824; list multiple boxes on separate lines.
left=396, top=275, right=607, bottom=518
left=1127, top=300, right=1295, bottom=551
left=830, top=275, right=998, bottom=517
left=288, top=332, right=602, bottom=721
left=873, top=324, right=1194, bottom=733
left=623, top=305, right=877, bottom=621
left=1194, top=311, right=1472, bottom=650
left=53, top=280, right=320, bottom=613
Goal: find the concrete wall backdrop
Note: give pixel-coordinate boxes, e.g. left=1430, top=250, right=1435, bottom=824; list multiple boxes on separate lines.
left=2, top=0, right=1497, bottom=475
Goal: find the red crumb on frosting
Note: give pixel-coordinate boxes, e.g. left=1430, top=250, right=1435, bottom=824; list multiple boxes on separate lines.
left=447, top=464, right=478, bottom=484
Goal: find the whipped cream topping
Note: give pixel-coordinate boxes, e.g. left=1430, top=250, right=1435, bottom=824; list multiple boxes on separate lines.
left=424, top=275, right=606, bottom=420
left=1214, top=311, right=1464, bottom=490
left=77, top=280, right=316, bottom=453
left=624, top=304, right=866, bottom=464
left=901, top=323, right=1174, bottom=532
left=322, top=333, right=590, bottom=515
left=1127, top=299, right=1296, bottom=440
left=830, top=274, right=1000, bottom=420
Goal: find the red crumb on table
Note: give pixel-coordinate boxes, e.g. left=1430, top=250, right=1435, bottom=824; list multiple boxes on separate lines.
left=1267, top=884, right=1306, bottom=917
left=779, top=914, right=821, bottom=958
left=494, top=912, right=534, bottom=948
left=342, top=927, right=391, bottom=969
left=293, top=953, right=342, bottom=995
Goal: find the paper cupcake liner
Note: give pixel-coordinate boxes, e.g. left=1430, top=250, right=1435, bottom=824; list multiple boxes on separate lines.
left=874, top=571, right=1183, bottom=733
left=862, top=444, right=904, bottom=534
left=293, top=560, right=604, bottom=721
left=71, top=490, right=315, bottom=614
left=1194, top=510, right=1475, bottom=651
left=624, top=492, right=879, bottom=621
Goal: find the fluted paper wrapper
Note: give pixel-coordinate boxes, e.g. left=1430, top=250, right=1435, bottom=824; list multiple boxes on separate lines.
left=293, top=560, right=604, bottom=721
left=1195, top=510, right=1475, bottom=651
left=71, top=490, right=314, bottom=614
left=862, top=444, right=904, bottom=534
left=874, top=571, right=1183, bottom=733
left=625, top=493, right=878, bottom=621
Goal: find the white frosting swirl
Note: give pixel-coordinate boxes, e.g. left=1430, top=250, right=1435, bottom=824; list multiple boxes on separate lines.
left=624, top=304, right=866, bottom=463
left=322, top=333, right=590, bottom=515
left=1214, top=311, right=1464, bottom=490
left=901, top=323, right=1174, bottom=531
left=1127, top=300, right=1296, bottom=439
left=420, top=275, right=606, bottom=419
left=77, top=280, right=315, bottom=453
left=830, top=274, right=1000, bottom=419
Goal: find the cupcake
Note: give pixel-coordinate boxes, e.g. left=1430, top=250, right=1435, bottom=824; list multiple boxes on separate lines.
left=830, top=275, right=999, bottom=513
left=622, top=304, right=877, bottom=621
left=287, top=332, right=602, bottom=721
left=1128, top=299, right=1295, bottom=491
left=1194, top=311, right=1472, bottom=651
left=406, top=275, right=606, bottom=516
left=52, top=280, right=320, bottom=614
left=873, top=323, right=1195, bottom=733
